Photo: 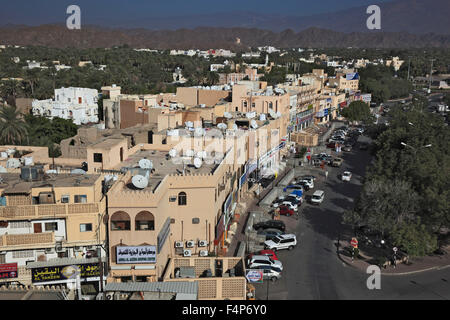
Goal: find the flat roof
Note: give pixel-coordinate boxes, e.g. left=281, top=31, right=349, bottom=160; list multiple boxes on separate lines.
left=0, top=173, right=100, bottom=194
left=116, top=149, right=218, bottom=191
left=90, top=138, right=125, bottom=149
left=105, top=281, right=198, bottom=295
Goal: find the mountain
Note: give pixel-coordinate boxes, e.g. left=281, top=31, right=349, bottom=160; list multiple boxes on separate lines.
left=72, top=0, right=450, bottom=35
left=0, top=25, right=448, bottom=49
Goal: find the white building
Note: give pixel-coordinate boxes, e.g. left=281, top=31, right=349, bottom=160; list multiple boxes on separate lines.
left=32, top=87, right=99, bottom=125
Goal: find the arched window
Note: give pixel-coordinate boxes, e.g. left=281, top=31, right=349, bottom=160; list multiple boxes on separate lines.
left=178, top=192, right=187, bottom=206
left=135, top=211, right=155, bottom=231
left=111, top=211, right=131, bottom=231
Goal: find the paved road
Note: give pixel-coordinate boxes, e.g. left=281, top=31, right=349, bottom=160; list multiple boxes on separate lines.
left=253, top=134, right=450, bottom=300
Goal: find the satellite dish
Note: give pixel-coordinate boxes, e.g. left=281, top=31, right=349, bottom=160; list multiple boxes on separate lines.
left=269, top=109, right=276, bottom=118
left=6, top=158, right=21, bottom=168
left=194, top=127, right=204, bottom=136
left=131, top=175, right=149, bottom=189
left=246, top=112, right=256, bottom=119
left=185, top=149, right=194, bottom=157
left=0, top=166, right=7, bottom=173
left=194, top=157, right=202, bottom=168
left=169, top=149, right=177, bottom=157
left=139, top=158, right=153, bottom=170
left=71, top=169, right=86, bottom=175
left=224, top=112, right=233, bottom=119
left=185, top=121, right=194, bottom=128
left=276, top=111, right=282, bottom=118
left=251, top=120, right=258, bottom=129
left=259, top=114, right=266, bottom=121
left=233, top=124, right=238, bottom=130
left=217, top=123, right=227, bottom=130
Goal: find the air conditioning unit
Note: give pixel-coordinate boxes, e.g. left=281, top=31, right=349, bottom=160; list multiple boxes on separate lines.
left=183, top=249, right=192, bottom=257
left=105, top=293, right=114, bottom=300
left=175, top=241, right=184, bottom=248
left=199, top=250, right=208, bottom=257
left=55, top=243, right=64, bottom=252
left=186, top=240, right=195, bottom=248
left=73, top=246, right=82, bottom=252
left=198, top=240, right=207, bottom=247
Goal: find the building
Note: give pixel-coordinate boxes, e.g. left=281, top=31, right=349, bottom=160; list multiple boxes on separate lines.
left=0, top=168, right=107, bottom=290
left=32, top=87, right=99, bottom=125
left=385, top=57, right=404, bottom=72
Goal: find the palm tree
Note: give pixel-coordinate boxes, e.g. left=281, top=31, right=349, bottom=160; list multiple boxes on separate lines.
left=0, top=105, right=28, bottom=145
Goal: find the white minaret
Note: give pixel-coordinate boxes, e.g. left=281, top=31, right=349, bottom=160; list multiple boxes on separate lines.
left=265, top=54, right=269, bottom=66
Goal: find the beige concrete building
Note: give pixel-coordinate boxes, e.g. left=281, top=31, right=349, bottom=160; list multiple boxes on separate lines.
left=0, top=169, right=107, bottom=289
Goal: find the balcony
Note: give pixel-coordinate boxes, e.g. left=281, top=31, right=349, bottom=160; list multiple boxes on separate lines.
left=0, top=232, right=54, bottom=248
left=0, top=202, right=104, bottom=220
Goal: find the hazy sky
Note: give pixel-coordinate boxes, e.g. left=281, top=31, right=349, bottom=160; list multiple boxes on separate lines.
left=0, top=0, right=394, bottom=26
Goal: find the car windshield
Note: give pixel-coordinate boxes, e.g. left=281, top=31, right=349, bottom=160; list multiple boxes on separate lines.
left=272, top=237, right=281, bottom=244
left=313, top=195, right=321, bottom=199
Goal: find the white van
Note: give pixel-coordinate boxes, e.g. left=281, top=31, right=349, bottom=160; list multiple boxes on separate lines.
left=311, top=190, right=325, bottom=205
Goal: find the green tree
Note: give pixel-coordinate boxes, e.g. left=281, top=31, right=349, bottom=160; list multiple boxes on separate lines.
left=340, top=101, right=374, bottom=124
left=391, top=222, right=438, bottom=257
left=0, top=105, right=28, bottom=145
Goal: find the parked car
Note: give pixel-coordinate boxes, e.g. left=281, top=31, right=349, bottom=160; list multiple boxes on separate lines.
left=295, top=181, right=310, bottom=191
left=253, top=220, right=286, bottom=232
left=310, top=190, right=325, bottom=205
left=248, top=249, right=279, bottom=261
left=298, top=178, right=314, bottom=189
left=283, top=185, right=305, bottom=193
left=247, top=255, right=283, bottom=271
left=248, top=265, right=282, bottom=281
left=341, top=171, right=352, bottom=182
left=284, top=195, right=303, bottom=205
left=327, top=142, right=337, bottom=149
left=299, top=175, right=316, bottom=182
left=257, top=228, right=285, bottom=241
left=280, top=201, right=298, bottom=211
left=278, top=205, right=295, bottom=216
left=331, top=158, right=343, bottom=167
left=264, top=234, right=297, bottom=251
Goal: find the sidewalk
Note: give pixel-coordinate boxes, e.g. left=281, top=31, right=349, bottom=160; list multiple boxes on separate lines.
left=337, top=239, right=450, bottom=275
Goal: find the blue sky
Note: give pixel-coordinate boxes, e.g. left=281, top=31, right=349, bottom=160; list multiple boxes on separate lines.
left=0, top=0, right=394, bottom=25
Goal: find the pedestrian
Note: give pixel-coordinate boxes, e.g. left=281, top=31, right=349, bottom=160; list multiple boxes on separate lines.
left=325, top=171, right=328, bottom=179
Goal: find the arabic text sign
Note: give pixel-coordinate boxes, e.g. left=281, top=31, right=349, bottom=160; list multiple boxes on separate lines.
left=0, top=263, right=18, bottom=279
left=31, top=263, right=101, bottom=283
left=116, top=245, right=156, bottom=264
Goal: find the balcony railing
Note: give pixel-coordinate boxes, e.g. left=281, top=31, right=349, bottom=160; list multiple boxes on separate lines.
left=0, top=232, right=54, bottom=247
left=0, top=202, right=104, bottom=219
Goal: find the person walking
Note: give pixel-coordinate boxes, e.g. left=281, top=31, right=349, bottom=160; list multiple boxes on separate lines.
left=325, top=170, right=328, bottom=180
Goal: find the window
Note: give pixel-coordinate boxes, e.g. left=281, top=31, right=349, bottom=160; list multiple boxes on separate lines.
left=135, top=211, right=155, bottom=231
left=178, top=192, right=187, bottom=206
left=10, top=221, right=31, bottom=229
left=243, top=101, right=247, bottom=108
left=170, top=218, right=176, bottom=224
left=93, top=153, right=103, bottom=163
left=111, top=211, right=131, bottom=231
left=252, top=102, right=255, bottom=108
left=45, top=222, right=58, bottom=232
left=12, top=250, right=34, bottom=259
left=61, top=195, right=70, bottom=203
left=192, top=218, right=200, bottom=224
left=74, top=195, right=87, bottom=203
left=0, top=254, right=5, bottom=264
left=80, top=223, right=92, bottom=232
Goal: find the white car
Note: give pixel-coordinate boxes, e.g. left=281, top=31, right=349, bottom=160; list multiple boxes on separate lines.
left=247, top=255, right=283, bottom=271
left=342, top=171, right=352, bottom=182
left=281, top=201, right=298, bottom=211
left=311, top=190, right=325, bottom=205
left=248, top=265, right=282, bottom=281
left=298, top=179, right=314, bottom=189
left=264, top=234, right=297, bottom=251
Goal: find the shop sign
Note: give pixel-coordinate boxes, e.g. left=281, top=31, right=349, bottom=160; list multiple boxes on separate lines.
left=116, top=246, right=156, bottom=264
left=0, top=263, right=18, bottom=279
left=31, top=263, right=101, bottom=283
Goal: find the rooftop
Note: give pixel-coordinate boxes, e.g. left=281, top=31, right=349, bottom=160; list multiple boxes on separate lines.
left=0, top=173, right=100, bottom=194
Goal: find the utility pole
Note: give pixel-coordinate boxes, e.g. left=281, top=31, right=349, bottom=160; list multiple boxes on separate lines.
left=407, top=56, right=411, bottom=81
left=429, top=58, right=435, bottom=93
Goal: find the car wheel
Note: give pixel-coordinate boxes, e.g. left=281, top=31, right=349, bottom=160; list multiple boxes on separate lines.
left=271, top=277, right=277, bottom=282
left=288, top=246, right=294, bottom=251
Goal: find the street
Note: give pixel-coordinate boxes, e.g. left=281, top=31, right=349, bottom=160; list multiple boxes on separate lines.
left=253, top=133, right=450, bottom=300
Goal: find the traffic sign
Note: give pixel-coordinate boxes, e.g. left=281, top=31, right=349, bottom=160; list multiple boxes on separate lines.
left=246, top=270, right=263, bottom=283
left=350, top=238, right=358, bottom=248
left=393, top=247, right=398, bottom=253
